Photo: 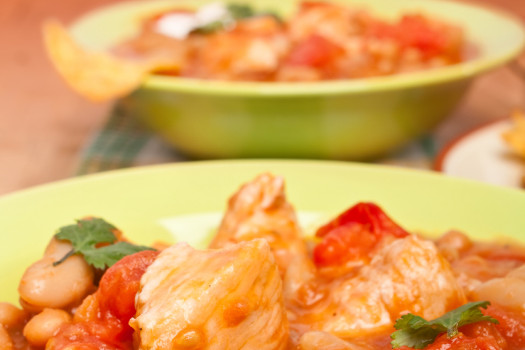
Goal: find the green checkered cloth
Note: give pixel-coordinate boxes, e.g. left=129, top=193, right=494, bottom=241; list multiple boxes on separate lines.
left=76, top=102, right=437, bottom=175
left=76, top=103, right=185, bottom=175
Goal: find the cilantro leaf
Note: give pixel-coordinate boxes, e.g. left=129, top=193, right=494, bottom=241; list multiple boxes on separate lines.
left=391, top=314, right=446, bottom=349
left=196, top=20, right=226, bottom=34
left=227, top=3, right=255, bottom=19
left=55, top=218, right=117, bottom=251
left=391, top=301, right=499, bottom=349
left=434, top=301, right=499, bottom=337
left=194, top=3, right=281, bottom=34
left=82, top=242, right=155, bottom=269
left=53, top=218, right=154, bottom=269
left=226, top=4, right=281, bottom=22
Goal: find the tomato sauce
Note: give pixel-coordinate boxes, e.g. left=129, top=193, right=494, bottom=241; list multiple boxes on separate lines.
left=47, top=250, right=159, bottom=349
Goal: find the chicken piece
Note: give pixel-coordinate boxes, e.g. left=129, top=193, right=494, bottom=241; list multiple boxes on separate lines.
left=209, top=173, right=308, bottom=276
left=299, top=331, right=371, bottom=350
left=131, top=239, right=289, bottom=350
left=306, top=236, right=466, bottom=337
left=473, top=264, right=525, bottom=313
left=183, top=16, right=288, bottom=81
left=282, top=251, right=318, bottom=308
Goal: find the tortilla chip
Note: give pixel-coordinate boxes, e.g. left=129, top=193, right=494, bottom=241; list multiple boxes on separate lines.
left=43, top=20, right=158, bottom=102
left=502, top=110, right=525, bottom=158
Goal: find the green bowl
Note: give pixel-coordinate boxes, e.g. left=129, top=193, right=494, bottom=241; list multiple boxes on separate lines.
left=70, top=0, right=525, bottom=159
left=1, top=160, right=525, bottom=304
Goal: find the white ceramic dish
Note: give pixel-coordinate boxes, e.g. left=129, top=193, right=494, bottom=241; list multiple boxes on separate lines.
left=435, top=119, right=524, bottom=188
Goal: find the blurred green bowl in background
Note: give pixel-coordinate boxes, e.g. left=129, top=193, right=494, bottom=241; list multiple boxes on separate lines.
left=71, top=0, right=525, bottom=160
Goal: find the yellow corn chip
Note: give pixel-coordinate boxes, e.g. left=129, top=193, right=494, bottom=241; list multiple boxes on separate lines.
left=502, top=110, right=525, bottom=159
left=43, top=20, right=164, bottom=102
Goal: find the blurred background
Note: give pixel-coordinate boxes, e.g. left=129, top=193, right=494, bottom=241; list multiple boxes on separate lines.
left=1, top=0, right=524, bottom=195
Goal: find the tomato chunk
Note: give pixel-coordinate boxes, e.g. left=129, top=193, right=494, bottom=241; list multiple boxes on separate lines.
left=398, top=307, right=525, bottom=350
left=367, top=14, right=460, bottom=61
left=47, top=322, right=123, bottom=350
left=316, top=202, right=409, bottom=238
left=313, top=203, right=409, bottom=267
left=313, top=223, right=377, bottom=266
left=287, top=35, right=343, bottom=68
left=98, top=249, right=159, bottom=324
left=485, top=305, right=525, bottom=348
left=48, top=250, right=159, bottom=349
left=398, top=332, right=505, bottom=350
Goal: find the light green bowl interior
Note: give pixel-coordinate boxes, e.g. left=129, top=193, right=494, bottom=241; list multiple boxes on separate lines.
left=70, top=0, right=525, bottom=96
left=1, top=161, right=525, bottom=304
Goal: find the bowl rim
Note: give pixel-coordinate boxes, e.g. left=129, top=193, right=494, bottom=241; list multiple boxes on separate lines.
left=2, top=159, right=524, bottom=202
left=71, top=0, right=525, bottom=97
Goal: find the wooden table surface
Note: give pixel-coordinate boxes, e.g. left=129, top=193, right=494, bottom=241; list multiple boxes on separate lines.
left=1, top=0, right=524, bottom=195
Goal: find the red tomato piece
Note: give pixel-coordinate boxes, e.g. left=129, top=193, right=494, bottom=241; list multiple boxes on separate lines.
left=485, top=305, right=525, bottom=348
left=287, top=35, right=343, bottom=68
left=396, top=15, right=446, bottom=58
left=49, top=250, right=160, bottom=349
left=366, top=20, right=398, bottom=41
left=313, top=223, right=377, bottom=267
left=367, top=14, right=450, bottom=60
left=461, top=321, right=508, bottom=349
left=313, top=203, right=409, bottom=267
left=97, top=250, right=160, bottom=341
left=398, top=332, right=505, bottom=350
left=47, top=323, right=124, bottom=350
left=99, top=250, right=159, bottom=322
left=398, top=314, right=525, bottom=350
left=316, top=202, right=409, bottom=238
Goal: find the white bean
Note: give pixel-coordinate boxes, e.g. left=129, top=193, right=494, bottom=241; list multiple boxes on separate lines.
left=23, top=308, right=71, bottom=347
left=0, top=302, right=27, bottom=329
left=18, top=238, right=94, bottom=312
left=0, top=325, right=13, bottom=350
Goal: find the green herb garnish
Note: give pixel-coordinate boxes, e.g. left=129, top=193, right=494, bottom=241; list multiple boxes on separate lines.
left=227, top=3, right=255, bottom=19
left=391, top=301, right=499, bottom=349
left=196, top=20, right=228, bottom=34
left=53, top=218, right=154, bottom=269
left=194, top=3, right=281, bottom=34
